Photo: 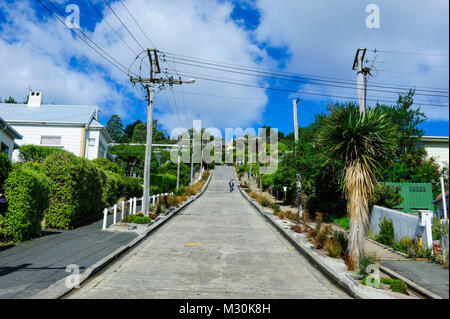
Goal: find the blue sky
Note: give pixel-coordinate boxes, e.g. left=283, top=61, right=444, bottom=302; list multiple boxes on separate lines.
left=0, top=0, right=448, bottom=137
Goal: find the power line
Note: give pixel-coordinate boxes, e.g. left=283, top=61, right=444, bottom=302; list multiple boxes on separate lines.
left=102, top=0, right=146, bottom=52
left=372, top=48, right=448, bottom=57
left=37, top=0, right=133, bottom=77
left=164, top=57, right=449, bottom=98
left=165, top=71, right=449, bottom=108
left=161, top=51, right=449, bottom=93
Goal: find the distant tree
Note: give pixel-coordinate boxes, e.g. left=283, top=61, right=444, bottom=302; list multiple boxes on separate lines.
left=124, top=119, right=143, bottom=142
left=131, top=123, right=147, bottom=143
left=4, top=96, right=17, bottom=104
left=106, top=115, right=125, bottom=143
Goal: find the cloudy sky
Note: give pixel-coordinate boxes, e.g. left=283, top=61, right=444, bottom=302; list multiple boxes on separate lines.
left=0, top=0, right=448, bottom=136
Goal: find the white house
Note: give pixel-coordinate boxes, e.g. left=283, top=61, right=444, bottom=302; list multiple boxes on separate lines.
left=420, top=136, right=449, bottom=169
left=0, top=91, right=113, bottom=162
left=0, top=115, right=22, bottom=160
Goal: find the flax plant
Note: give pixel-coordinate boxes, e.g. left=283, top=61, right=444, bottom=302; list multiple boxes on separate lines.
left=319, top=105, right=398, bottom=268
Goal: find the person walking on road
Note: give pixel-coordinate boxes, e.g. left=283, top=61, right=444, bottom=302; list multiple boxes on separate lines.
left=229, top=179, right=235, bottom=192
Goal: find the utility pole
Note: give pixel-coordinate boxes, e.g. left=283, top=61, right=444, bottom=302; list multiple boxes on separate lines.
left=130, top=49, right=195, bottom=216
left=352, top=48, right=367, bottom=114
left=176, top=146, right=181, bottom=190
left=441, top=176, right=448, bottom=220
left=293, top=98, right=302, bottom=217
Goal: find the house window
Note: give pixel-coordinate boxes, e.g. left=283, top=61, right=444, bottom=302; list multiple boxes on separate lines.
left=40, top=136, right=61, bottom=146
left=1, top=142, right=9, bottom=155
left=88, top=138, right=96, bottom=147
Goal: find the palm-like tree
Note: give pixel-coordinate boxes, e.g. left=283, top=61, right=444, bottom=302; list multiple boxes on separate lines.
left=319, top=105, right=398, bottom=267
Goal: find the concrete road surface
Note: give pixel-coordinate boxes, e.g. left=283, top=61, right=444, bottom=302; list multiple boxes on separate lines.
left=69, top=166, right=349, bottom=299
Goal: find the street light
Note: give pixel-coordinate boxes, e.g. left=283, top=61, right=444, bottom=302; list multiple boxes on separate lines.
left=184, top=78, right=196, bottom=84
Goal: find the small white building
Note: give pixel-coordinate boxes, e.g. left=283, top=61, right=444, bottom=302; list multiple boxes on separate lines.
left=0, top=116, right=22, bottom=160
left=0, top=91, right=113, bottom=162
left=420, top=136, right=449, bottom=169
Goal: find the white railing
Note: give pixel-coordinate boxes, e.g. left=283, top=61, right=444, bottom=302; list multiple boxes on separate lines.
left=102, top=192, right=173, bottom=230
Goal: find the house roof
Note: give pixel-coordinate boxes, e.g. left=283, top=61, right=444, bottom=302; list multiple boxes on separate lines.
left=0, top=103, right=97, bottom=125
left=434, top=190, right=449, bottom=203
left=0, top=116, right=22, bottom=139
left=420, top=136, right=449, bottom=143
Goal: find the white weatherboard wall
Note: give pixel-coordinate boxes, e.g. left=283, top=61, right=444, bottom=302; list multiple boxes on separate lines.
left=11, top=124, right=83, bottom=161
left=370, top=205, right=433, bottom=248
left=0, top=129, right=15, bottom=160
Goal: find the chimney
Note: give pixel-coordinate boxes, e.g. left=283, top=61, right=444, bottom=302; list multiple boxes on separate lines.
left=27, top=91, right=42, bottom=107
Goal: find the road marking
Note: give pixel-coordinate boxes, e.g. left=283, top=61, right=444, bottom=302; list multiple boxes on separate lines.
left=186, top=243, right=204, bottom=246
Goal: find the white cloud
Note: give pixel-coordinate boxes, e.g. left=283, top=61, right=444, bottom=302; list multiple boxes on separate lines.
left=253, top=0, right=449, bottom=121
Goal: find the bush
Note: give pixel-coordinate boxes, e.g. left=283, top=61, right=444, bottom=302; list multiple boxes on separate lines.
left=376, top=217, right=395, bottom=246
left=150, top=173, right=177, bottom=194
left=315, top=225, right=332, bottom=249
left=359, top=254, right=379, bottom=276
left=92, top=157, right=124, bottom=175
left=42, top=150, right=103, bottom=229
left=122, top=214, right=151, bottom=224
left=257, top=195, right=273, bottom=207
left=271, top=203, right=281, bottom=212
left=331, top=231, right=348, bottom=256
left=390, top=279, right=408, bottom=294
left=0, top=167, right=50, bottom=242
left=0, top=152, right=11, bottom=192
left=369, top=183, right=403, bottom=209
left=201, top=170, right=210, bottom=181
left=99, top=171, right=142, bottom=207
left=325, top=238, right=343, bottom=258
left=332, top=216, right=349, bottom=230
left=18, top=145, right=60, bottom=163
left=392, top=237, right=414, bottom=254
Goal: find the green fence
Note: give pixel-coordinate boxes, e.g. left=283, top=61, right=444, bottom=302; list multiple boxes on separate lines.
left=386, top=182, right=434, bottom=213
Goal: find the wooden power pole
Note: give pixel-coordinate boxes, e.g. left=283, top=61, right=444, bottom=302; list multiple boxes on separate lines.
left=293, top=98, right=302, bottom=217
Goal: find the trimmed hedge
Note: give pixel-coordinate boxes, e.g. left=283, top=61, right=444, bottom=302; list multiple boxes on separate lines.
left=0, top=152, right=11, bottom=192
left=18, top=145, right=61, bottom=163
left=92, top=157, right=124, bottom=175
left=150, top=173, right=177, bottom=194
left=42, top=150, right=103, bottom=229
left=99, top=170, right=142, bottom=207
left=0, top=166, right=50, bottom=242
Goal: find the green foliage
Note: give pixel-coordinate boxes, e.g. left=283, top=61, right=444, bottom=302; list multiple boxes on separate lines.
left=18, top=145, right=60, bottom=163
left=392, top=237, right=414, bottom=254
left=325, top=238, right=343, bottom=258
left=150, top=173, right=177, bottom=194
left=359, top=254, right=379, bottom=276
left=369, top=183, right=403, bottom=209
left=376, top=217, right=395, bottom=246
left=332, top=216, right=349, bottom=230
left=271, top=203, right=281, bottom=212
left=109, top=144, right=159, bottom=177
left=106, top=114, right=125, bottom=143
left=331, top=230, right=349, bottom=256
left=390, top=279, right=408, bottom=294
left=0, top=166, right=50, bottom=242
left=92, top=157, right=124, bottom=175
left=42, top=150, right=103, bottom=229
left=0, top=152, right=11, bottom=192
left=122, top=214, right=152, bottom=224
left=131, top=123, right=147, bottom=143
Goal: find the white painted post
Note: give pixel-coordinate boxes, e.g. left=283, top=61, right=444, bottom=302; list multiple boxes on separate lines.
left=102, top=208, right=108, bottom=229
left=133, top=197, right=137, bottom=214
left=152, top=195, right=155, bottom=206
left=129, top=198, right=132, bottom=215
left=441, top=176, right=448, bottom=220
left=113, top=204, right=117, bottom=224
left=121, top=200, right=125, bottom=220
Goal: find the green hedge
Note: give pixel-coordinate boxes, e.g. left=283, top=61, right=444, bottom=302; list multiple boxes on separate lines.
left=42, top=150, right=103, bottom=229
left=0, top=166, right=50, bottom=242
left=99, top=170, right=142, bottom=207
left=0, top=152, right=11, bottom=192
left=18, top=145, right=61, bottom=163
left=150, top=173, right=177, bottom=194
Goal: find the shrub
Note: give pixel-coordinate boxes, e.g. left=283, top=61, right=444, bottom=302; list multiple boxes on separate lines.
left=18, top=145, right=60, bottom=163
left=149, top=212, right=158, bottom=219
left=92, top=157, right=124, bottom=175
left=359, top=254, right=379, bottom=276
left=122, top=214, right=151, bottom=224
left=42, top=150, right=103, bottom=229
left=331, top=231, right=348, bottom=256
left=0, top=167, right=50, bottom=242
left=390, top=279, right=408, bottom=294
left=325, top=239, right=343, bottom=258
left=332, top=216, right=349, bottom=230
left=0, top=152, right=11, bottom=192
left=376, top=216, right=395, bottom=246
left=315, top=225, right=332, bottom=249
left=392, top=237, right=414, bottom=254
left=257, top=195, right=272, bottom=207
left=201, top=170, right=210, bottom=181
left=291, top=225, right=303, bottom=233
left=185, top=182, right=203, bottom=196
left=271, top=203, right=281, bottom=212
left=369, top=183, right=403, bottom=209
left=380, top=277, right=393, bottom=285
